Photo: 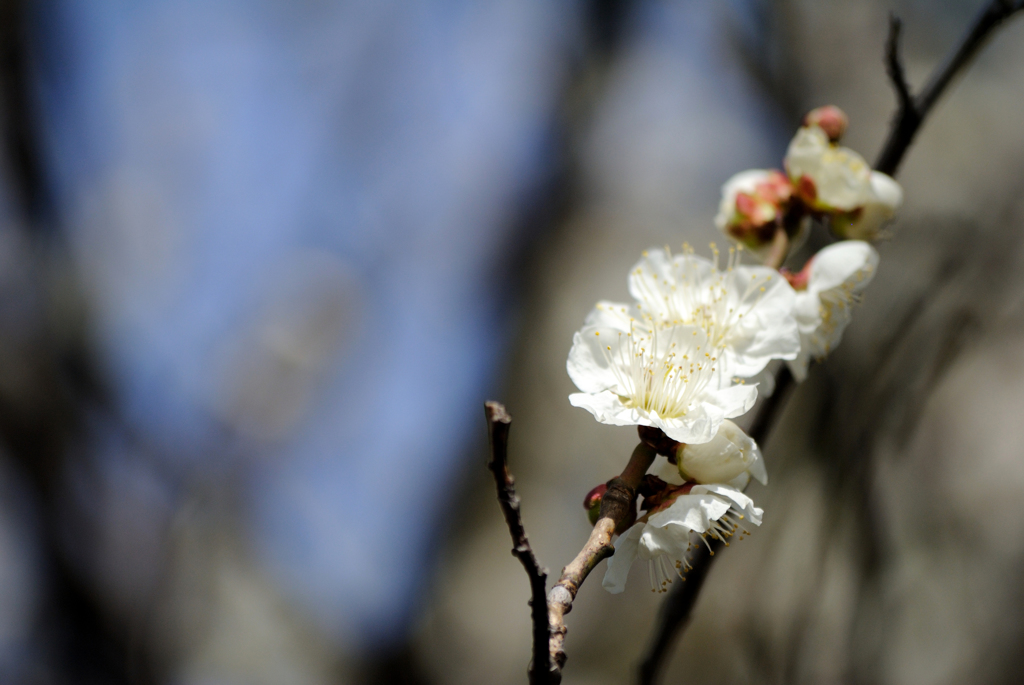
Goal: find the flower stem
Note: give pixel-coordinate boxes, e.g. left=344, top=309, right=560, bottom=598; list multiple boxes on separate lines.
left=763, top=225, right=790, bottom=270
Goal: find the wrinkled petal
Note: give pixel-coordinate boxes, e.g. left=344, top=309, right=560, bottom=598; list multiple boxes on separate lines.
left=693, top=484, right=763, bottom=525
left=718, top=267, right=801, bottom=378
left=648, top=493, right=730, bottom=532
left=702, top=383, right=758, bottom=420
left=567, top=330, right=615, bottom=394
left=602, top=523, right=644, bottom=594
left=569, top=391, right=645, bottom=427
left=654, top=403, right=723, bottom=444
left=638, top=523, right=691, bottom=561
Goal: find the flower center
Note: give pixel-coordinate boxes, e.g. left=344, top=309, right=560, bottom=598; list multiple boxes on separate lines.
left=600, top=324, right=721, bottom=419
left=631, top=245, right=777, bottom=354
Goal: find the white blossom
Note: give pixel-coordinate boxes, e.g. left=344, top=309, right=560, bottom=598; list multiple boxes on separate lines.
left=602, top=484, right=763, bottom=594
left=785, top=126, right=902, bottom=241
left=787, top=241, right=879, bottom=381
left=627, top=246, right=801, bottom=382
left=786, top=125, right=873, bottom=212
left=567, top=314, right=756, bottom=444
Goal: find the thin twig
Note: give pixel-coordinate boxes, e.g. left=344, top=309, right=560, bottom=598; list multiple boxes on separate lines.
left=485, top=402, right=550, bottom=684
left=884, top=15, right=914, bottom=113
left=545, top=441, right=656, bottom=682
left=875, top=0, right=1024, bottom=175
left=636, top=8, right=1024, bottom=678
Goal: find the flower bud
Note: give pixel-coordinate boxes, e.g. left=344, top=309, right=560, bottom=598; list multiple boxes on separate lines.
left=584, top=483, right=607, bottom=526
left=802, top=105, right=848, bottom=142
left=676, top=420, right=765, bottom=485
left=715, top=169, right=792, bottom=253
left=830, top=171, right=903, bottom=241
left=781, top=261, right=812, bottom=291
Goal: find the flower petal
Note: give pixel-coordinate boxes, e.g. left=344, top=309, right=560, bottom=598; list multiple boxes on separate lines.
left=647, top=493, right=730, bottom=532
left=702, top=382, right=758, bottom=419
left=602, top=523, right=644, bottom=594
left=569, top=391, right=644, bottom=427
left=654, top=403, right=722, bottom=444
left=638, top=523, right=691, bottom=562
left=583, top=300, right=637, bottom=331
left=566, top=328, right=620, bottom=394
left=809, top=241, right=878, bottom=293
left=693, top=484, right=763, bottom=525
left=650, top=455, right=685, bottom=486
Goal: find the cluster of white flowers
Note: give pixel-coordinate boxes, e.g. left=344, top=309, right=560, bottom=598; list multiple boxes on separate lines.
left=567, top=106, right=898, bottom=594
left=717, top=105, right=902, bottom=246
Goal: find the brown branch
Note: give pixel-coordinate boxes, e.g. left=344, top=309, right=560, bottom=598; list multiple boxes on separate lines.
left=545, top=441, right=656, bottom=682
left=485, top=402, right=551, bottom=684
left=875, top=0, right=1024, bottom=175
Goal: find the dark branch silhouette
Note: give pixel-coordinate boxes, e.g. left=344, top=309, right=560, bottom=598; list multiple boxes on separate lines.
left=875, top=0, right=1024, bottom=176
left=485, top=402, right=551, bottom=684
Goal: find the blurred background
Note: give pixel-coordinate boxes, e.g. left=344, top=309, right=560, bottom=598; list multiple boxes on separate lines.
left=0, top=1, right=1023, bottom=683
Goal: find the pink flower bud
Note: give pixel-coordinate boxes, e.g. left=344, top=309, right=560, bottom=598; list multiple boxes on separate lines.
left=584, top=483, right=608, bottom=526
left=803, top=105, right=848, bottom=142
left=781, top=262, right=812, bottom=291
left=715, top=169, right=794, bottom=254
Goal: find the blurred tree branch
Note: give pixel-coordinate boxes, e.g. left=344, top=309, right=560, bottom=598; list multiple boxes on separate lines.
left=636, top=3, right=1024, bottom=682
left=875, top=0, right=1024, bottom=176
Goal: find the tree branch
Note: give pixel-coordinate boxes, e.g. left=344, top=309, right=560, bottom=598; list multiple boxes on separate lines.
left=545, top=442, right=656, bottom=682
left=485, top=402, right=550, bottom=684
left=875, top=0, right=1024, bottom=175
left=884, top=14, right=914, bottom=114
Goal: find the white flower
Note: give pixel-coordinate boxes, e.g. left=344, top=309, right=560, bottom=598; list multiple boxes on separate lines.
left=567, top=314, right=757, bottom=443
left=602, top=484, right=763, bottom=594
left=830, top=172, right=903, bottom=241
left=786, top=125, right=874, bottom=212
left=677, top=419, right=767, bottom=488
left=787, top=241, right=879, bottom=381
left=627, top=246, right=801, bottom=382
